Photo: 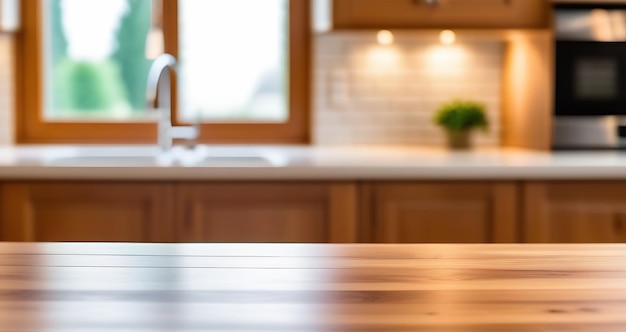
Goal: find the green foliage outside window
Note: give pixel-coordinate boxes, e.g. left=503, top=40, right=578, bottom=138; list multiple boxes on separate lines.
left=55, top=60, right=126, bottom=111
left=49, top=0, right=152, bottom=117
left=112, top=0, right=152, bottom=112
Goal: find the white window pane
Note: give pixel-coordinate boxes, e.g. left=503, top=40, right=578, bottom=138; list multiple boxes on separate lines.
left=43, top=0, right=152, bottom=121
left=179, top=0, right=289, bottom=122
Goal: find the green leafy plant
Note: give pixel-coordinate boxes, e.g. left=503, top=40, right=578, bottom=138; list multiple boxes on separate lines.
left=433, top=99, right=489, bottom=133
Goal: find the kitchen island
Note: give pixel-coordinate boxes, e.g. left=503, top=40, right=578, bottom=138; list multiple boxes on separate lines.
left=0, top=243, right=625, bottom=331
left=3, top=145, right=626, bottom=244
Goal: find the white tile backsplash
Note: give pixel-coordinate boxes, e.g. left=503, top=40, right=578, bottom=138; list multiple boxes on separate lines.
left=314, top=33, right=504, bottom=146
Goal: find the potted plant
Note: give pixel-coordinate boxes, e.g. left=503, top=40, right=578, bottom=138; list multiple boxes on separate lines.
left=433, top=99, right=489, bottom=150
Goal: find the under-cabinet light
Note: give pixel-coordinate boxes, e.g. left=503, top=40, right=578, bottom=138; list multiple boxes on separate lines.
left=377, top=30, right=394, bottom=46
left=440, top=30, right=456, bottom=45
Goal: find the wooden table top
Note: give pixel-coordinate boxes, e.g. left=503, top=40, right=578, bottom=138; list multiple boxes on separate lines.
left=1, top=243, right=626, bottom=331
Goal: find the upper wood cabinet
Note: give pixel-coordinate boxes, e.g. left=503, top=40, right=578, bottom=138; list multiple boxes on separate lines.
left=175, top=183, right=357, bottom=243
left=0, top=182, right=174, bottom=242
left=524, top=182, right=626, bottom=243
left=362, top=182, right=518, bottom=243
left=315, top=0, right=550, bottom=31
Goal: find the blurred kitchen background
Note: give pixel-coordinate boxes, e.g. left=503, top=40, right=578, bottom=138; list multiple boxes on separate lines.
left=0, top=0, right=551, bottom=148
left=5, top=1, right=626, bottom=245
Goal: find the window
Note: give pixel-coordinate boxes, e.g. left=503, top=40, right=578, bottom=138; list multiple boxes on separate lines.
left=17, top=0, right=310, bottom=143
left=45, top=0, right=152, bottom=121
left=179, top=0, right=288, bottom=122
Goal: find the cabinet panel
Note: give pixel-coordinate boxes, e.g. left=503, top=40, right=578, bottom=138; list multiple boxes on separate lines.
left=182, top=203, right=326, bottom=243
left=331, top=0, right=549, bottom=29
left=364, top=182, right=518, bottom=243
left=0, top=182, right=173, bottom=242
left=525, top=182, right=626, bottom=243
left=176, top=183, right=358, bottom=243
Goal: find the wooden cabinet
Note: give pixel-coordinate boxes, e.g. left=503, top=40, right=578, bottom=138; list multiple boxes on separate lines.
left=175, top=183, right=357, bottom=243
left=0, top=182, right=173, bottom=242
left=318, top=0, right=549, bottom=31
left=524, top=182, right=626, bottom=243
left=11, top=179, right=626, bottom=244
left=0, top=182, right=357, bottom=244
left=362, top=182, right=518, bottom=243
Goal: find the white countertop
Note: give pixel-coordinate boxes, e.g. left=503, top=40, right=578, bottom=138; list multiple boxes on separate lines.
left=1, top=144, right=626, bottom=180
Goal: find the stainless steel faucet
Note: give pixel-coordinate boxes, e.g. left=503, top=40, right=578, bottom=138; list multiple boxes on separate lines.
left=146, top=53, right=200, bottom=151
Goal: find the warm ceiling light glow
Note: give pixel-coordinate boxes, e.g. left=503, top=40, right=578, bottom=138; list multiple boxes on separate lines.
left=377, top=30, right=394, bottom=45
left=440, top=29, right=456, bottom=45
left=366, top=47, right=401, bottom=68
left=426, top=45, right=465, bottom=74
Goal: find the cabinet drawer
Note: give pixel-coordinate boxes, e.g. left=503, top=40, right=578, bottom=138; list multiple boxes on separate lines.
left=0, top=182, right=173, bottom=242
left=362, top=182, right=518, bottom=243
left=524, top=182, right=626, bottom=243
left=176, top=183, right=357, bottom=243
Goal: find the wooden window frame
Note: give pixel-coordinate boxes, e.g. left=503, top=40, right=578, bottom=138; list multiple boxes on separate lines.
left=15, top=0, right=310, bottom=144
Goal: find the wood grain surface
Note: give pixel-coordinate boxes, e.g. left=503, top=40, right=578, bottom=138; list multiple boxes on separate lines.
left=0, top=243, right=625, bottom=331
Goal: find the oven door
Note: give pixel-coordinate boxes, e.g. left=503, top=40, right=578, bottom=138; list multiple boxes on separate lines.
left=555, top=41, right=626, bottom=116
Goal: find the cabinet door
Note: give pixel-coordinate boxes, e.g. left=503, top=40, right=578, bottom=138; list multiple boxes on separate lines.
left=176, top=183, right=357, bottom=243
left=0, top=182, right=173, bottom=242
left=525, top=182, right=626, bottom=243
left=332, top=0, right=548, bottom=29
left=364, top=182, right=518, bottom=243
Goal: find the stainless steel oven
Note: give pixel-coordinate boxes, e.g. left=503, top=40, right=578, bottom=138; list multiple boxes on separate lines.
left=553, top=3, right=626, bottom=149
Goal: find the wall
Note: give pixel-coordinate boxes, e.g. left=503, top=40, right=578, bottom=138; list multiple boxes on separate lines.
left=0, top=36, right=13, bottom=145
left=0, top=32, right=506, bottom=147
left=313, top=32, right=504, bottom=146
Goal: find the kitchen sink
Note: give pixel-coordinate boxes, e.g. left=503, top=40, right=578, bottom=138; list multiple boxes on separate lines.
left=48, top=155, right=161, bottom=166
left=193, top=155, right=276, bottom=167
left=44, top=146, right=168, bottom=166
left=181, top=145, right=286, bottom=167
left=43, top=146, right=285, bottom=167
